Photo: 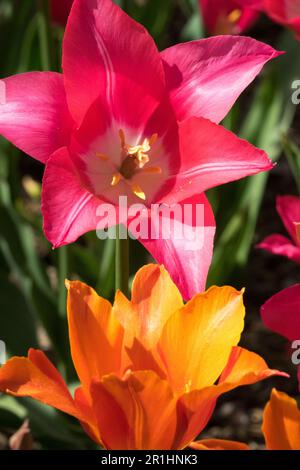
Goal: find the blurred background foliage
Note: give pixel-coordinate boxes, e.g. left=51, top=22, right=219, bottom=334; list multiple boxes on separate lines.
left=0, top=0, right=299, bottom=449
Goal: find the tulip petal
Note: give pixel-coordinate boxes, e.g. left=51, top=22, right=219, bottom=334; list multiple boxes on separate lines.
left=262, top=389, right=300, bottom=450
left=133, top=194, right=216, bottom=300
left=177, top=346, right=286, bottom=448
left=219, top=346, right=288, bottom=385
left=42, top=147, right=106, bottom=248
left=257, top=234, right=300, bottom=263
left=158, top=286, right=245, bottom=393
left=164, top=117, right=272, bottom=203
left=190, top=439, right=249, bottom=450
left=0, top=349, right=83, bottom=420
left=0, top=72, right=72, bottom=163
left=90, top=371, right=178, bottom=450
left=161, top=36, right=279, bottom=123
left=66, top=281, right=124, bottom=393
left=112, top=264, right=183, bottom=349
left=63, top=0, right=165, bottom=127
left=261, top=284, right=300, bottom=342
left=276, top=195, right=300, bottom=245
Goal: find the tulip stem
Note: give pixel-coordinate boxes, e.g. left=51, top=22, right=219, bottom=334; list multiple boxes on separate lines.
left=115, top=225, right=129, bottom=298
left=36, top=0, right=55, bottom=71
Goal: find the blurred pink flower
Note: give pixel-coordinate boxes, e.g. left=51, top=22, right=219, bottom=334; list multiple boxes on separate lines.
left=263, top=0, right=300, bottom=39
left=0, top=0, right=277, bottom=299
left=199, top=0, right=260, bottom=35
left=200, top=1, right=300, bottom=39
left=261, top=284, right=300, bottom=390
left=258, top=195, right=300, bottom=263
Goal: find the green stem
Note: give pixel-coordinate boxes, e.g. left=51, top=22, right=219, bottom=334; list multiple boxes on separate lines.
left=58, top=246, right=68, bottom=317
left=36, top=0, right=55, bottom=71
left=115, top=225, right=129, bottom=297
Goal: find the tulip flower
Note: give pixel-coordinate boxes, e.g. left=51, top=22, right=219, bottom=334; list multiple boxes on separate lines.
left=258, top=195, right=300, bottom=263
left=50, top=0, right=74, bottom=25
left=0, top=0, right=277, bottom=299
left=261, top=283, right=300, bottom=389
left=261, top=389, right=300, bottom=450
left=0, top=264, right=286, bottom=450
left=192, top=389, right=300, bottom=450
left=199, top=0, right=260, bottom=35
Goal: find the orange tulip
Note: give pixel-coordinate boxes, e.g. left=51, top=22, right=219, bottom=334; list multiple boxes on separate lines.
left=0, top=265, right=286, bottom=450
left=262, top=389, right=300, bottom=450
left=192, top=389, right=300, bottom=450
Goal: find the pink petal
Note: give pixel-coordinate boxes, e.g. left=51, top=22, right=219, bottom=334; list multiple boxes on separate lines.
left=0, top=72, right=73, bottom=163
left=161, top=36, right=280, bottom=123
left=128, top=194, right=216, bottom=300
left=257, top=234, right=300, bottom=263
left=277, top=195, right=300, bottom=245
left=63, top=0, right=165, bottom=128
left=236, top=0, right=264, bottom=9
left=42, top=147, right=106, bottom=248
left=163, top=117, right=273, bottom=204
left=261, top=284, right=300, bottom=342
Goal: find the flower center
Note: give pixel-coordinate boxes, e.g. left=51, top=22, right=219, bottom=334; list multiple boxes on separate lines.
left=109, top=129, right=161, bottom=200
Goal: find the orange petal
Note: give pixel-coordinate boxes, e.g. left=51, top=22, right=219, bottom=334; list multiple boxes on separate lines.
left=74, top=386, right=102, bottom=446
left=90, top=370, right=178, bottom=450
left=219, top=346, right=289, bottom=387
left=262, top=389, right=300, bottom=450
left=0, top=349, right=83, bottom=421
left=157, top=286, right=245, bottom=393
left=113, top=264, right=183, bottom=349
left=190, top=439, right=249, bottom=450
left=125, top=338, right=166, bottom=379
left=176, top=346, right=287, bottom=449
left=66, top=280, right=124, bottom=392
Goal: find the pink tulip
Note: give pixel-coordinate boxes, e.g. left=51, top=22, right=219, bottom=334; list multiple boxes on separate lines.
left=261, top=284, right=300, bottom=389
left=199, top=0, right=260, bottom=35
left=0, top=0, right=277, bottom=299
left=264, top=0, right=300, bottom=39
left=50, top=0, right=73, bottom=25
left=258, top=196, right=300, bottom=264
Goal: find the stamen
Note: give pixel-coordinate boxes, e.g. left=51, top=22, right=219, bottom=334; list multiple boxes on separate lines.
left=149, top=133, right=158, bottom=146
left=184, top=380, right=192, bottom=394
left=228, top=8, right=241, bottom=23
left=296, top=223, right=300, bottom=243
left=111, top=173, right=122, bottom=187
left=142, top=166, right=162, bottom=175
left=119, top=129, right=126, bottom=148
left=96, top=152, right=109, bottom=161
left=131, top=184, right=146, bottom=200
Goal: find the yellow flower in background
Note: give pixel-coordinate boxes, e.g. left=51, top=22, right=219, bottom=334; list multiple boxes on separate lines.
left=0, top=265, right=286, bottom=450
